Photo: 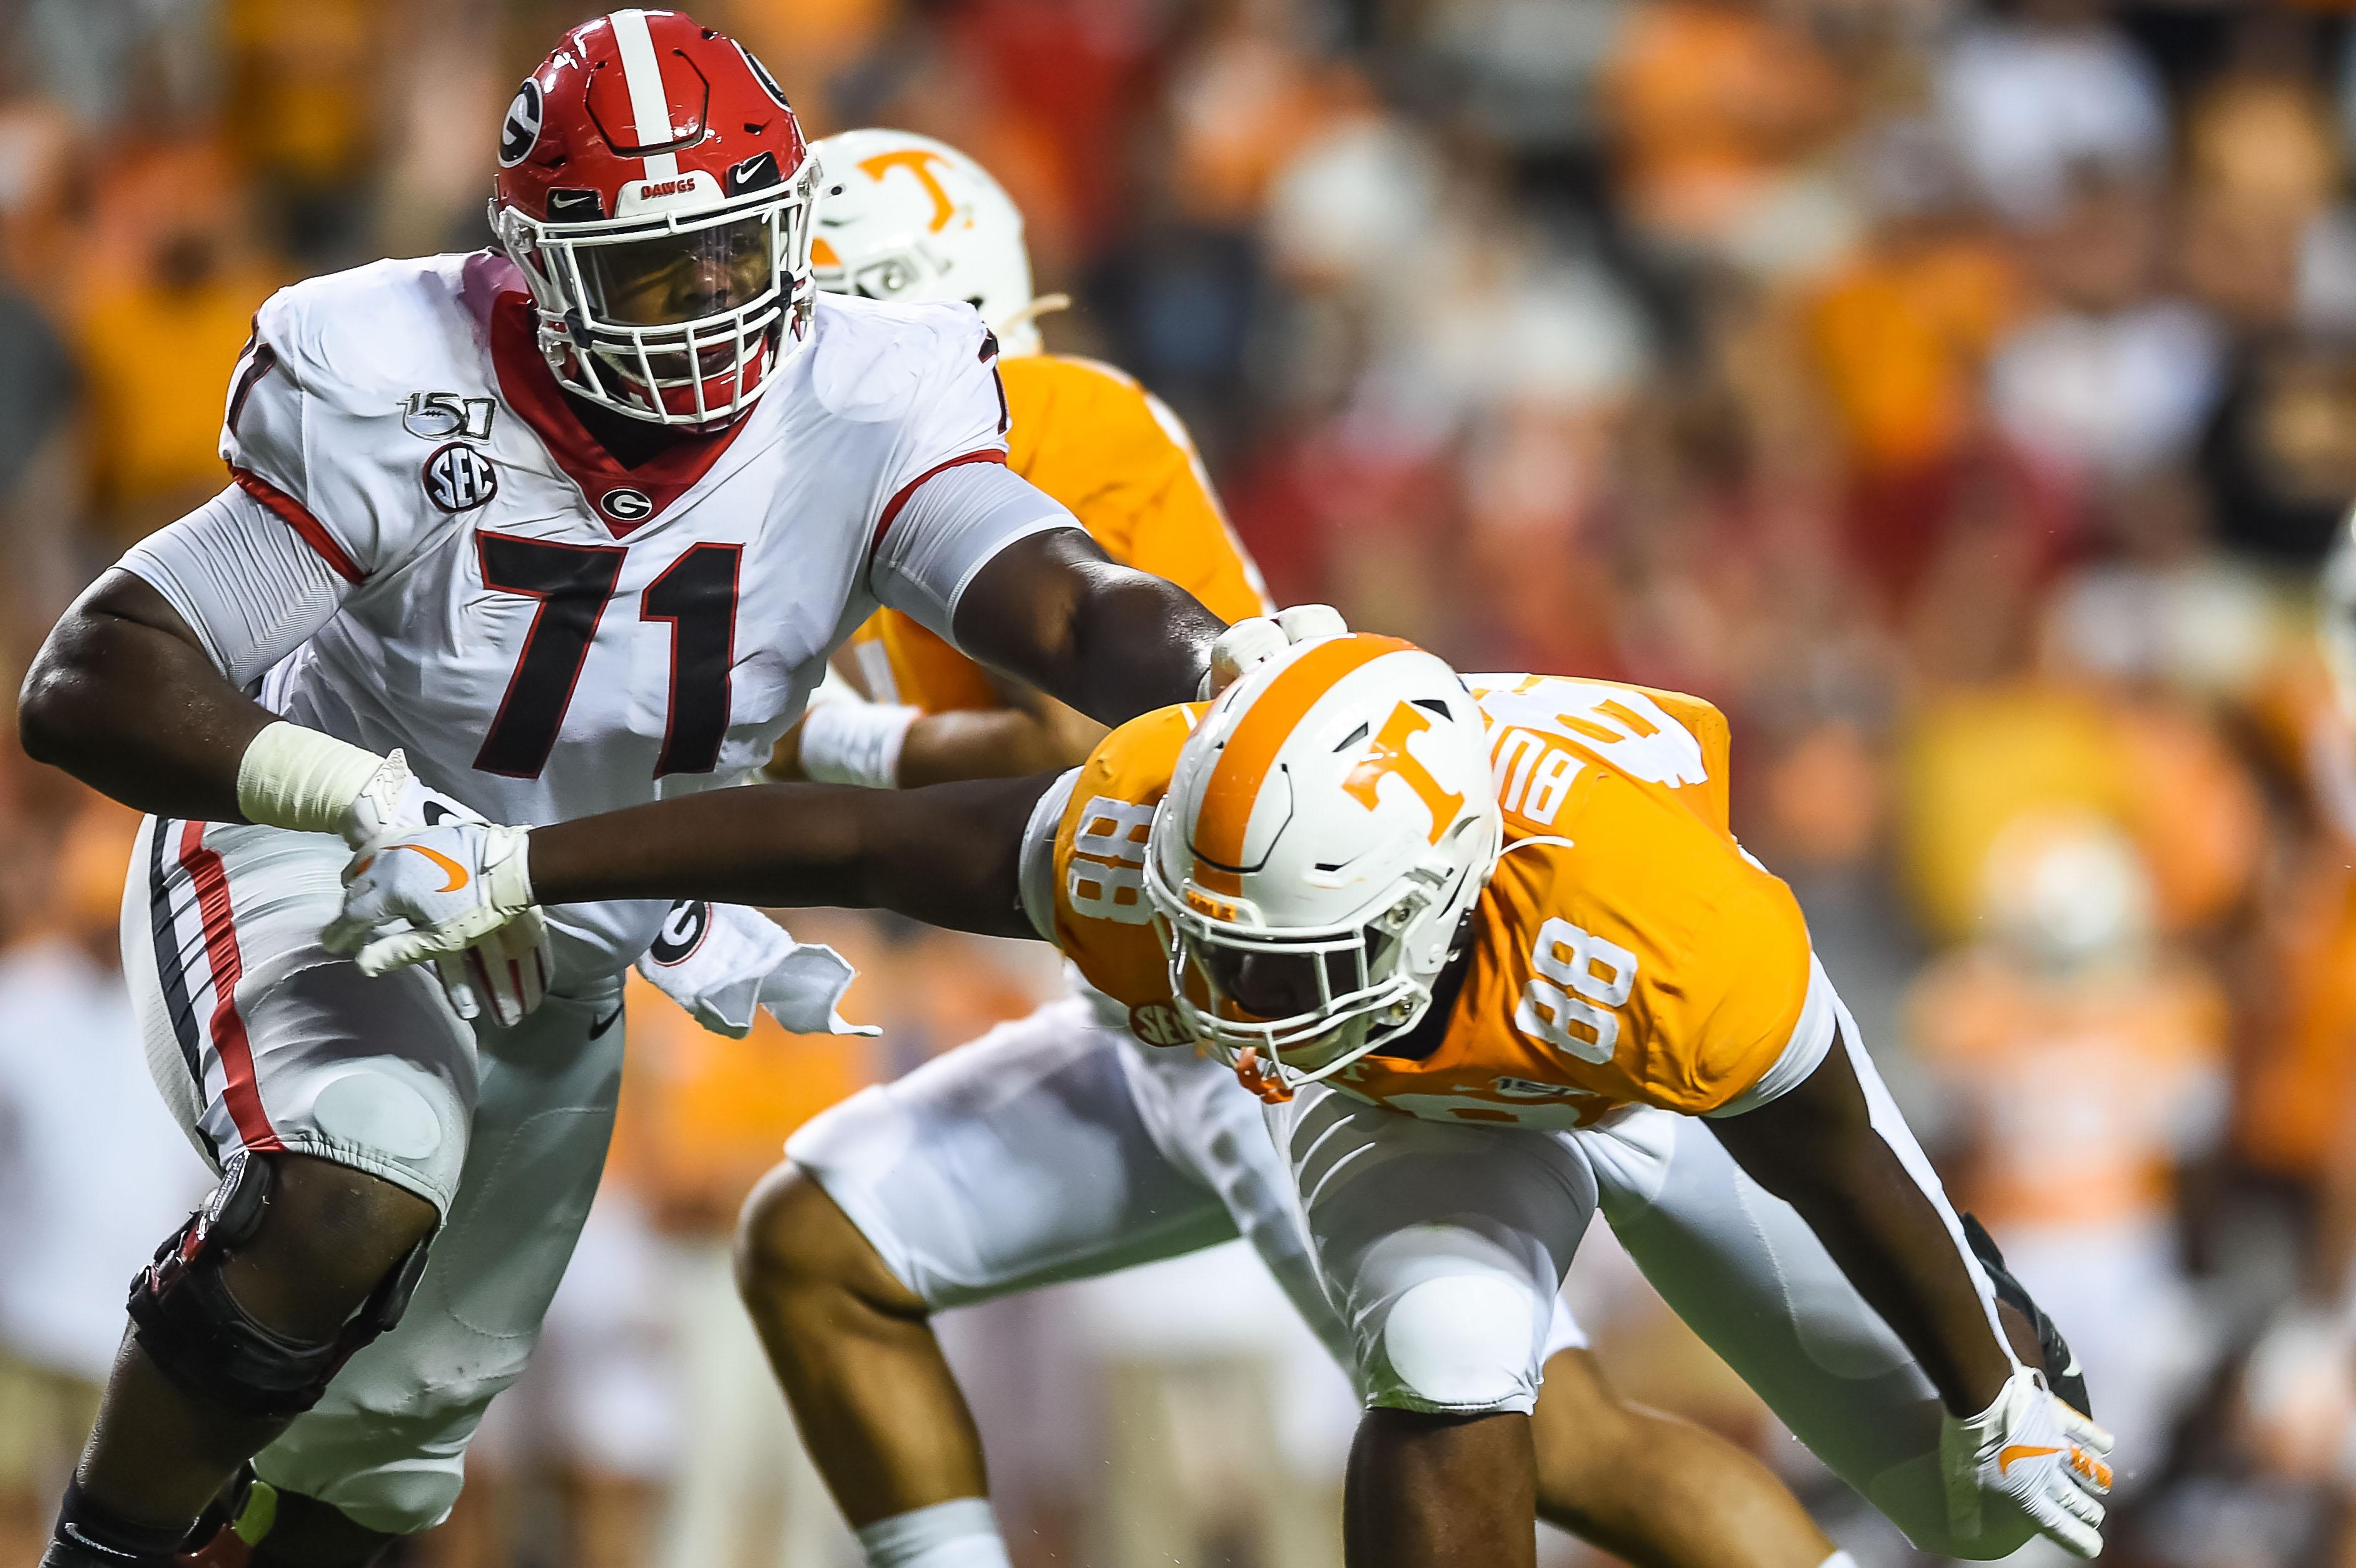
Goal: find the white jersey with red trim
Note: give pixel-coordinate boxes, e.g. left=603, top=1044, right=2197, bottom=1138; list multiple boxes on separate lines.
left=173, top=250, right=1040, bottom=980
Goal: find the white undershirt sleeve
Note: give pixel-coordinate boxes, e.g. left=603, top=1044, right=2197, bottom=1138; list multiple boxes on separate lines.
left=1017, top=768, right=1081, bottom=942
left=870, top=461, right=1077, bottom=647
left=116, top=485, right=353, bottom=689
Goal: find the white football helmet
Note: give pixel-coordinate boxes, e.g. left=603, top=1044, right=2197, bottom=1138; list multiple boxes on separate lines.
left=1144, top=634, right=1504, bottom=1095
left=806, top=128, right=1061, bottom=355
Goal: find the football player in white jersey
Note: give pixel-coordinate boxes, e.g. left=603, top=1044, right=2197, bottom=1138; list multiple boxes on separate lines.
left=724, top=129, right=1852, bottom=1568
left=13, top=13, right=1227, bottom=1567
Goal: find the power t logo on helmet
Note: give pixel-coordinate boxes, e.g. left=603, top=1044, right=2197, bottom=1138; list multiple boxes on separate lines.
left=490, top=9, right=821, bottom=426
left=1144, top=635, right=1505, bottom=1094
left=807, top=128, right=1064, bottom=355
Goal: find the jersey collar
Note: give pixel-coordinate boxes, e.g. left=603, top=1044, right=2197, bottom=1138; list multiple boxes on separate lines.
left=485, top=280, right=753, bottom=539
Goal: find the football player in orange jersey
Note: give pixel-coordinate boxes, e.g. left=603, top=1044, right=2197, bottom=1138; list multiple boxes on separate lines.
left=717, top=132, right=1841, bottom=1568
left=336, top=632, right=2116, bottom=1567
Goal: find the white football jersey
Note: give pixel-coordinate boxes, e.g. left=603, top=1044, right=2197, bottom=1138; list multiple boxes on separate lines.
left=161, top=251, right=1054, bottom=980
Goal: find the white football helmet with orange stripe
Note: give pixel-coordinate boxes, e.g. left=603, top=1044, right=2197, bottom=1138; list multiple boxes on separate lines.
left=808, top=128, right=1060, bottom=355
left=1145, top=634, right=1503, bottom=1093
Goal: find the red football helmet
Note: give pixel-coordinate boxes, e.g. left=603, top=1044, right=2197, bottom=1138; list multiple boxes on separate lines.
left=490, top=9, right=820, bottom=427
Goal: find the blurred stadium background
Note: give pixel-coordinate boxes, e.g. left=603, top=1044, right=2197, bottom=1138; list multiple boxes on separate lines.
left=8, top=0, right=2356, bottom=1564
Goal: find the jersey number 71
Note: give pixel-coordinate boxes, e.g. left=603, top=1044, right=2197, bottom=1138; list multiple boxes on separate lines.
left=474, top=532, right=739, bottom=779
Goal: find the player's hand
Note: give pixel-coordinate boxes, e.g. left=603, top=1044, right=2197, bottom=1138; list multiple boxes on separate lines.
left=324, top=822, right=550, bottom=1028
left=337, top=747, right=481, bottom=849
left=1199, top=605, right=1349, bottom=699
left=1941, top=1365, right=2113, bottom=1557
left=329, top=752, right=546, bottom=1022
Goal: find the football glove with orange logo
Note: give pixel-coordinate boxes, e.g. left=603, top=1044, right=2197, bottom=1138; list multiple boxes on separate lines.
left=325, top=819, right=547, bottom=1028
left=325, top=749, right=550, bottom=1026
left=1940, top=1365, right=2113, bottom=1558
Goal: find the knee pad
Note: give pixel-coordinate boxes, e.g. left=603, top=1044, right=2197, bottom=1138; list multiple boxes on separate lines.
left=127, top=1155, right=432, bottom=1420
left=1371, top=1273, right=1541, bottom=1414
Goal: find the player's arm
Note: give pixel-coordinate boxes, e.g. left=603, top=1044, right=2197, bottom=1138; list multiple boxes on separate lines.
left=1706, top=1038, right=2013, bottom=1416
left=19, top=468, right=395, bottom=832
left=868, top=318, right=1225, bottom=726
left=528, top=776, right=1047, bottom=937
left=898, top=684, right=1104, bottom=786
left=24, top=323, right=427, bottom=841
left=21, top=315, right=347, bottom=820
left=952, top=524, right=1223, bottom=723
left=1708, top=1035, right=2113, bottom=1554
left=783, top=675, right=1104, bottom=787
left=333, top=772, right=1057, bottom=975
left=19, top=567, right=278, bottom=820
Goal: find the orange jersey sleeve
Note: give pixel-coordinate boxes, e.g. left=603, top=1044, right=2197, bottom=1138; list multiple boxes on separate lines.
left=846, top=354, right=1269, bottom=714
left=1342, top=677, right=1815, bottom=1125
left=1050, top=702, right=1204, bottom=1044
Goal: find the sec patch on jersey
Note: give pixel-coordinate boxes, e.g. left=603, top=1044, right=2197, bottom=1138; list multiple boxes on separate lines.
left=421, top=442, right=499, bottom=512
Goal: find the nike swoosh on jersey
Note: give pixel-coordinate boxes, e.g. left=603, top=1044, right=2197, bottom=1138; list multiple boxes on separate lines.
left=1998, top=1444, right=2062, bottom=1474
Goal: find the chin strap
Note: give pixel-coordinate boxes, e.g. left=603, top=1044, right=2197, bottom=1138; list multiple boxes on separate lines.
left=1232, top=1047, right=1294, bottom=1105
left=997, top=292, right=1071, bottom=343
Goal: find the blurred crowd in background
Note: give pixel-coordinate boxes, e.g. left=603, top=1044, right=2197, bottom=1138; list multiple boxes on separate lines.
left=9, top=0, right=2356, bottom=1564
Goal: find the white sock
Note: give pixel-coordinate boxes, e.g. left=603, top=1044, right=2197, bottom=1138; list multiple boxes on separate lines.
left=855, top=1499, right=1013, bottom=1568
left=1818, top=1553, right=1861, bottom=1568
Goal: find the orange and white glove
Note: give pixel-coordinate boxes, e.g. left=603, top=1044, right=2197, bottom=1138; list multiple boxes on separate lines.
left=1199, top=604, right=1349, bottom=699
left=324, top=821, right=549, bottom=1028
left=1941, top=1365, right=2114, bottom=1557
left=241, top=727, right=546, bottom=1026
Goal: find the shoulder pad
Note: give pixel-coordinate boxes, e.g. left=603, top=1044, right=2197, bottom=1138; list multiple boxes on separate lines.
left=249, top=256, right=485, bottom=416
left=806, top=295, right=994, bottom=423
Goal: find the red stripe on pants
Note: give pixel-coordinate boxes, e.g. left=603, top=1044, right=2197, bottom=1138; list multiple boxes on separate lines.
left=177, top=821, right=282, bottom=1152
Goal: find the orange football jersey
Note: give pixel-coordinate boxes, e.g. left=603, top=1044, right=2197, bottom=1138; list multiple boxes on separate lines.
left=1049, top=675, right=1820, bottom=1126
left=845, top=353, right=1271, bottom=712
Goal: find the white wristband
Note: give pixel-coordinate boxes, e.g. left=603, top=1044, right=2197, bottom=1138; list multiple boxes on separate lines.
left=797, top=701, right=919, bottom=789
left=236, top=721, right=388, bottom=835
left=484, top=824, right=537, bottom=911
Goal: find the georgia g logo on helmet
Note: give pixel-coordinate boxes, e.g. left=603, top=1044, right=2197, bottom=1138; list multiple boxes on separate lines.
left=498, top=79, right=542, bottom=169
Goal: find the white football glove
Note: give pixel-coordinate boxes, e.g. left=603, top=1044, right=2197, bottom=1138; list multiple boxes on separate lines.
left=337, top=747, right=480, bottom=849
left=329, top=750, right=552, bottom=1025
left=1198, top=604, right=1349, bottom=699
left=1941, top=1365, right=2114, bottom=1558
left=323, top=820, right=550, bottom=1028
